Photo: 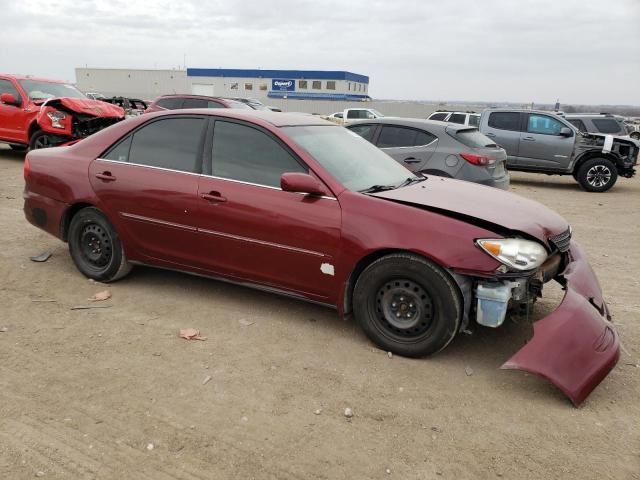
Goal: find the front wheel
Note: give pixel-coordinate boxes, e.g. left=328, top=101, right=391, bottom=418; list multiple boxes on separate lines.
left=630, top=131, right=640, bottom=140
left=29, top=130, right=66, bottom=150
left=68, top=207, right=132, bottom=282
left=576, top=157, right=618, bottom=192
left=353, top=253, right=462, bottom=357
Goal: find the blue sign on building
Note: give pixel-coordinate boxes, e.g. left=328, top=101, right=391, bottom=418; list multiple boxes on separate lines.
left=271, top=79, right=295, bottom=91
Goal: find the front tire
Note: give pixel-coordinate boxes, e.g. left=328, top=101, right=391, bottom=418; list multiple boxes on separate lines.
left=630, top=131, right=640, bottom=140
left=68, top=207, right=132, bottom=282
left=353, top=253, right=462, bottom=357
left=576, top=157, right=618, bottom=192
left=29, top=130, right=65, bottom=150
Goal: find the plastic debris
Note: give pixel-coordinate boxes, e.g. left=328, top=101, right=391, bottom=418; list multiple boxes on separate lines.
left=89, top=290, right=111, bottom=302
left=344, top=407, right=353, bottom=418
left=30, top=252, right=52, bottom=262
left=202, top=375, right=212, bottom=385
left=238, top=319, right=255, bottom=327
left=465, top=366, right=474, bottom=376
left=71, top=305, right=112, bottom=310
left=179, top=329, right=207, bottom=341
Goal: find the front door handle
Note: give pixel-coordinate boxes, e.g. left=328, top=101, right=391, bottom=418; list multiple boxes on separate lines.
left=522, top=136, right=535, bottom=141
left=95, top=172, right=116, bottom=181
left=403, top=157, right=421, bottom=164
left=201, top=191, right=227, bottom=203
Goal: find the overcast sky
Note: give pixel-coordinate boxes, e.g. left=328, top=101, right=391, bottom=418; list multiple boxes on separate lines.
left=1, top=0, right=639, bottom=105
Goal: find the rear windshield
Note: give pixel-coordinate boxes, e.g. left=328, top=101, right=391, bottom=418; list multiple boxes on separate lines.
left=451, top=128, right=497, bottom=148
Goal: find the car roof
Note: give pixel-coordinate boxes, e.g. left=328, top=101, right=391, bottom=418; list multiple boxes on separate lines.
left=156, top=94, right=227, bottom=101
left=347, top=117, right=471, bottom=132
left=146, top=108, right=334, bottom=127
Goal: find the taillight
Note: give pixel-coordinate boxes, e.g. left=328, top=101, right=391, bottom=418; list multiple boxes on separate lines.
left=23, top=156, right=31, bottom=180
left=460, top=153, right=495, bottom=166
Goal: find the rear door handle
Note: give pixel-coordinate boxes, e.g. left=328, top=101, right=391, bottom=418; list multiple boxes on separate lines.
left=201, top=191, right=227, bottom=203
left=95, top=172, right=116, bottom=181
left=522, top=136, right=535, bottom=141
left=403, top=157, right=421, bottom=164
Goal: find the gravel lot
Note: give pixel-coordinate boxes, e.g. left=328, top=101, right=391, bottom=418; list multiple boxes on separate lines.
left=1, top=144, right=638, bottom=479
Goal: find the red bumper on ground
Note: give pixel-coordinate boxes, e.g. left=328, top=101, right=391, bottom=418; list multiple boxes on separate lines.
left=501, top=240, right=620, bottom=406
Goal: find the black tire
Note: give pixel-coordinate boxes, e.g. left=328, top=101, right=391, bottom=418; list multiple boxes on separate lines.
left=630, top=132, right=640, bottom=140
left=29, top=130, right=65, bottom=150
left=68, top=207, right=132, bottom=282
left=353, top=253, right=462, bottom=357
left=9, top=144, right=28, bottom=152
left=576, top=157, right=618, bottom=192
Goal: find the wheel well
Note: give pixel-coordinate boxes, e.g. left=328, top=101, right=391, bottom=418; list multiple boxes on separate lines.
left=343, top=249, right=422, bottom=315
left=28, top=121, right=41, bottom=140
left=60, top=203, right=94, bottom=242
left=574, top=151, right=619, bottom=173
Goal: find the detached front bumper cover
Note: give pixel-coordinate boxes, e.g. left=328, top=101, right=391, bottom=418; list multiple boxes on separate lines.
left=501, top=240, right=620, bottom=406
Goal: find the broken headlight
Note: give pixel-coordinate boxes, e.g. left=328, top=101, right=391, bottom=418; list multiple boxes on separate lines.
left=476, top=238, right=547, bottom=271
left=46, top=111, right=67, bottom=129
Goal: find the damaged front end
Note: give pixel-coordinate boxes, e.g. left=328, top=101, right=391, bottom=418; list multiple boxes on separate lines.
left=460, top=230, right=619, bottom=406
left=36, top=98, right=125, bottom=143
left=575, top=132, right=639, bottom=178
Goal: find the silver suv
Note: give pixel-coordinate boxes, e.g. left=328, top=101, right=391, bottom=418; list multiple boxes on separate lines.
left=479, top=109, right=638, bottom=192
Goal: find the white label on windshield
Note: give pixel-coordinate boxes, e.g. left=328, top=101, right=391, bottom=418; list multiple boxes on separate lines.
left=603, top=135, right=613, bottom=153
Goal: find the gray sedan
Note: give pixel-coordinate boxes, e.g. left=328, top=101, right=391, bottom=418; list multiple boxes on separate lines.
left=347, top=118, right=510, bottom=189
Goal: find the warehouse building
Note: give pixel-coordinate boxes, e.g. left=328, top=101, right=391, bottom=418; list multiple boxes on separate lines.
left=75, top=67, right=370, bottom=101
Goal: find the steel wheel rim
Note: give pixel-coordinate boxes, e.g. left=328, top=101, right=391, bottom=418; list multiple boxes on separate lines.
left=586, top=165, right=612, bottom=188
left=79, top=223, right=112, bottom=268
left=374, top=279, right=434, bottom=340
left=34, top=135, right=52, bottom=149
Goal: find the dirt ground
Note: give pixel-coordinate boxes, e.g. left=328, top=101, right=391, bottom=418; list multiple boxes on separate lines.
left=0, top=144, right=638, bottom=479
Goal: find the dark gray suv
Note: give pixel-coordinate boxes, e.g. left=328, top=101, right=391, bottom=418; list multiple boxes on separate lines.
left=563, top=113, right=630, bottom=138
left=479, top=109, right=638, bottom=192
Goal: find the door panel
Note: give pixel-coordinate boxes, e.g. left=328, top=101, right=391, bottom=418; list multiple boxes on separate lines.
left=482, top=112, right=522, bottom=166
left=517, top=113, right=575, bottom=170
left=195, top=177, right=341, bottom=299
left=376, top=125, right=438, bottom=172
left=89, top=160, right=202, bottom=265
left=0, top=79, right=25, bottom=141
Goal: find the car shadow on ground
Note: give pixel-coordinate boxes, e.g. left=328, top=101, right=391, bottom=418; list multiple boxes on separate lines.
left=0, top=147, right=27, bottom=162
left=509, top=176, right=582, bottom=191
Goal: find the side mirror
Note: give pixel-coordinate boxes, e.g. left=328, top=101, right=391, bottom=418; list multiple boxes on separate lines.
left=0, top=93, right=20, bottom=107
left=559, top=127, right=573, bottom=137
left=281, top=172, right=326, bottom=196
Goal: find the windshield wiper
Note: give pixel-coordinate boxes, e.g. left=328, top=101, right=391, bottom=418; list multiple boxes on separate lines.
left=396, top=176, right=427, bottom=188
left=359, top=184, right=397, bottom=193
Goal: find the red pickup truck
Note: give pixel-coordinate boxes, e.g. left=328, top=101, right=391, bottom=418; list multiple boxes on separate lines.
left=0, top=74, right=125, bottom=150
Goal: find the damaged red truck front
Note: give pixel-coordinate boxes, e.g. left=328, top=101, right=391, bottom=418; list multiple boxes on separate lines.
left=0, top=74, right=124, bottom=150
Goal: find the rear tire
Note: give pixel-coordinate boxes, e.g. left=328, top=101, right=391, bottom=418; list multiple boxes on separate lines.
left=630, top=131, right=640, bottom=140
left=68, top=207, right=132, bottom=282
left=576, top=157, right=618, bottom=192
left=353, top=253, right=462, bottom=357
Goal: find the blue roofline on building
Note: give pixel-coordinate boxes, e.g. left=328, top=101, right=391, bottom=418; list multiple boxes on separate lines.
left=187, top=68, right=369, bottom=84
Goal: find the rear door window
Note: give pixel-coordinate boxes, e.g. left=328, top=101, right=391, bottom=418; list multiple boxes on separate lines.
left=448, top=113, right=466, bottom=124
left=211, top=121, right=307, bottom=187
left=126, top=117, right=206, bottom=172
left=429, top=112, right=447, bottom=121
left=488, top=112, right=521, bottom=131
left=156, top=97, right=184, bottom=109
left=348, top=124, right=378, bottom=143
left=182, top=98, right=209, bottom=108
left=468, top=114, right=480, bottom=127
left=592, top=118, right=623, bottom=134
left=377, top=126, right=436, bottom=148
left=527, top=114, right=564, bottom=135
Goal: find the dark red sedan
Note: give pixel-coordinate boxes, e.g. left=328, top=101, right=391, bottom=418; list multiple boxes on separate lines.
left=23, top=110, right=619, bottom=405
left=144, top=94, right=253, bottom=113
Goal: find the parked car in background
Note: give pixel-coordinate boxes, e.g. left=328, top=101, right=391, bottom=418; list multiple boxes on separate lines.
left=427, top=110, right=480, bottom=127
left=0, top=74, right=125, bottom=150
left=226, top=97, right=282, bottom=112
left=144, top=94, right=253, bottom=113
left=562, top=113, right=631, bottom=138
left=100, top=96, right=149, bottom=117
left=23, top=109, right=618, bottom=405
left=623, top=118, right=640, bottom=140
left=324, top=108, right=384, bottom=125
left=347, top=118, right=509, bottom=189
left=85, top=92, right=107, bottom=100
left=479, top=109, right=638, bottom=192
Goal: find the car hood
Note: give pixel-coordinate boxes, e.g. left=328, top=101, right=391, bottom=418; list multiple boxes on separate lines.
left=41, top=97, right=125, bottom=118
left=371, top=177, right=569, bottom=244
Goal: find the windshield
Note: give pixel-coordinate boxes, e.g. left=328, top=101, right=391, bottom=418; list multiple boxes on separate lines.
left=19, top=80, right=86, bottom=101
left=284, top=125, right=412, bottom=191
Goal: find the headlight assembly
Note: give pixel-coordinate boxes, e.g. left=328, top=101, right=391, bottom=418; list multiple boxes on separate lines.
left=476, top=238, right=548, bottom=271
left=46, top=111, right=67, bottom=129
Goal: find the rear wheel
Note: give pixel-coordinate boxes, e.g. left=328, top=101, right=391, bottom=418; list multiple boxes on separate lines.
left=630, top=131, right=640, bottom=140
left=68, top=207, right=132, bottom=282
left=576, top=157, right=618, bottom=192
left=353, top=253, right=462, bottom=357
left=29, top=130, right=65, bottom=150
